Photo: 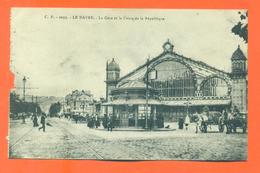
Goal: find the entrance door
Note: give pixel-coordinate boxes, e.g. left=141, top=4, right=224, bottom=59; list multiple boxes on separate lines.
left=120, top=113, right=128, bottom=127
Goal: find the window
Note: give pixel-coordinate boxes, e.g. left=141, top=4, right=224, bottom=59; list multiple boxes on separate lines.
left=150, top=60, right=195, bottom=97
left=202, top=77, right=229, bottom=97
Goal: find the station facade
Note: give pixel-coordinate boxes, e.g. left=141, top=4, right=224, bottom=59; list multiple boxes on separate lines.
left=104, top=40, right=248, bottom=128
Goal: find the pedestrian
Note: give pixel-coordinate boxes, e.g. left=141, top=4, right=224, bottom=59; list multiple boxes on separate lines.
left=32, top=113, right=38, bottom=127
left=107, top=116, right=113, bottom=132
left=75, top=114, right=78, bottom=124
left=38, top=113, right=47, bottom=132
left=184, top=114, right=190, bottom=130
left=178, top=117, right=184, bottom=129
left=95, top=117, right=100, bottom=128
left=194, top=112, right=201, bottom=133
left=22, top=113, right=26, bottom=124
left=201, top=111, right=208, bottom=133
left=218, top=110, right=226, bottom=132
left=223, top=109, right=228, bottom=121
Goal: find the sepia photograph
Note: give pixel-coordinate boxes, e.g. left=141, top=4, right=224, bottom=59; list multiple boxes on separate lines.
left=9, top=8, right=248, bottom=160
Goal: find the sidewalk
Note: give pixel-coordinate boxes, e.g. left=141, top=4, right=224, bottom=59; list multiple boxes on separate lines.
left=57, top=118, right=202, bottom=140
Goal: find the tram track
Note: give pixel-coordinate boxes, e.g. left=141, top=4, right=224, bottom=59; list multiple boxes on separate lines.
left=9, top=118, right=153, bottom=160
left=51, top=119, right=161, bottom=160
left=52, top=119, right=105, bottom=160
left=9, top=126, right=34, bottom=153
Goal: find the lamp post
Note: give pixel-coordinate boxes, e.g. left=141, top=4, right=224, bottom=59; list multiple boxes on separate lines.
left=184, top=98, right=192, bottom=118
left=125, top=91, right=129, bottom=127
left=22, top=76, right=26, bottom=102
left=145, top=59, right=150, bottom=129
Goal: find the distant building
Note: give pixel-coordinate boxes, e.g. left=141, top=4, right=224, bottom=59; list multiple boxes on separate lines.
left=64, top=90, right=95, bottom=116
left=104, top=40, right=248, bottom=127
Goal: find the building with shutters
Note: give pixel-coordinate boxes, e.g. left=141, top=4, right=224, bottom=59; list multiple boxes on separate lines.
left=64, top=90, right=95, bottom=117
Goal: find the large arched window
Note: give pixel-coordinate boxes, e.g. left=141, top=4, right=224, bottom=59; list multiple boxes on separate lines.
left=150, top=60, right=195, bottom=97
left=201, top=77, right=228, bottom=96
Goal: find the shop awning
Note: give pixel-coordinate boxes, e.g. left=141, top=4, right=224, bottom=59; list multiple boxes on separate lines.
left=162, top=99, right=231, bottom=106
left=103, top=98, right=231, bottom=106
left=103, top=99, right=162, bottom=106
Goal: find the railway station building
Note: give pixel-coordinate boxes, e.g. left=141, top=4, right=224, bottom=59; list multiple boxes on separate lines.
left=103, top=40, right=248, bottom=128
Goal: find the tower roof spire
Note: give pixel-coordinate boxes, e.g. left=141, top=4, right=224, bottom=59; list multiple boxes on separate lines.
left=231, top=45, right=247, bottom=61
left=107, top=58, right=120, bottom=71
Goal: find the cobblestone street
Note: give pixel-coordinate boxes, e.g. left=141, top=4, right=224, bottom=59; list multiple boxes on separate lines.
left=9, top=117, right=247, bottom=160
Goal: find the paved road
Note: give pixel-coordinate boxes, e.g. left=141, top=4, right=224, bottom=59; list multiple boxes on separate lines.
left=9, top=118, right=247, bottom=160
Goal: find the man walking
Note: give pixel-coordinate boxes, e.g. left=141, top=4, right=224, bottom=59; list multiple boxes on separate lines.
left=39, top=113, right=46, bottom=132
left=107, top=116, right=113, bottom=132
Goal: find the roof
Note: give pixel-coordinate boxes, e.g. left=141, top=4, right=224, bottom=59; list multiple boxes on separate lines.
left=65, top=90, right=92, bottom=100
left=117, top=41, right=230, bottom=86
left=107, top=58, right=120, bottom=71
left=231, top=45, right=247, bottom=61
left=103, top=98, right=162, bottom=106
left=103, top=98, right=231, bottom=106
left=118, top=80, right=151, bottom=89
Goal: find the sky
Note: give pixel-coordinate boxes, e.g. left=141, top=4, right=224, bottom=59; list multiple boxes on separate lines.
left=11, top=8, right=247, bottom=99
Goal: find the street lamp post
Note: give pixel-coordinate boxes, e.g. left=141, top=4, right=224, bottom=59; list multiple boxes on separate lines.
left=125, top=91, right=129, bottom=127
left=22, top=76, right=27, bottom=124
left=22, top=76, right=26, bottom=102
left=145, top=59, right=150, bottom=130
left=184, top=98, right=192, bottom=118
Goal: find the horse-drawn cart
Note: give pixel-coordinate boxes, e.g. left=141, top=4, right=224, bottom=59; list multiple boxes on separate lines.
left=198, top=111, right=247, bottom=133
left=198, top=111, right=222, bottom=133
left=220, top=112, right=247, bottom=134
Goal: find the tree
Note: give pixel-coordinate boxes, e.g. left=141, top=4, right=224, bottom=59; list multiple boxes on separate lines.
left=49, top=102, right=62, bottom=117
left=10, top=91, right=20, bottom=114
left=231, top=11, right=248, bottom=43
left=10, top=91, right=42, bottom=116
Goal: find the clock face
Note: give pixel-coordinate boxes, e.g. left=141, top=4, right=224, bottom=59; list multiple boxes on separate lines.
left=163, top=42, right=173, bottom=52
left=165, top=43, right=171, bottom=49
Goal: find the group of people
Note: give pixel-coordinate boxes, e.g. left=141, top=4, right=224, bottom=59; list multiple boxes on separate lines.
left=177, top=106, right=244, bottom=134
left=178, top=112, right=213, bottom=133
left=31, top=113, right=47, bottom=132
left=87, top=116, right=101, bottom=129
left=178, top=114, right=193, bottom=130
left=102, top=114, right=114, bottom=131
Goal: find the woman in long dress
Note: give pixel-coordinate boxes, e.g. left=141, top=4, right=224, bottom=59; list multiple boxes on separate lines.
left=184, top=114, right=190, bottom=130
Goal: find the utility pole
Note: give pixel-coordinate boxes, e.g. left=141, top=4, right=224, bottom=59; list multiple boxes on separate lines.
left=35, top=96, right=38, bottom=115
left=22, top=76, right=26, bottom=102
left=241, top=89, right=243, bottom=112
left=184, top=99, right=192, bottom=118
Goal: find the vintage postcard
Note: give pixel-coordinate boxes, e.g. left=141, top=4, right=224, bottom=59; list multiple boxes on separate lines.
left=9, top=8, right=248, bottom=160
